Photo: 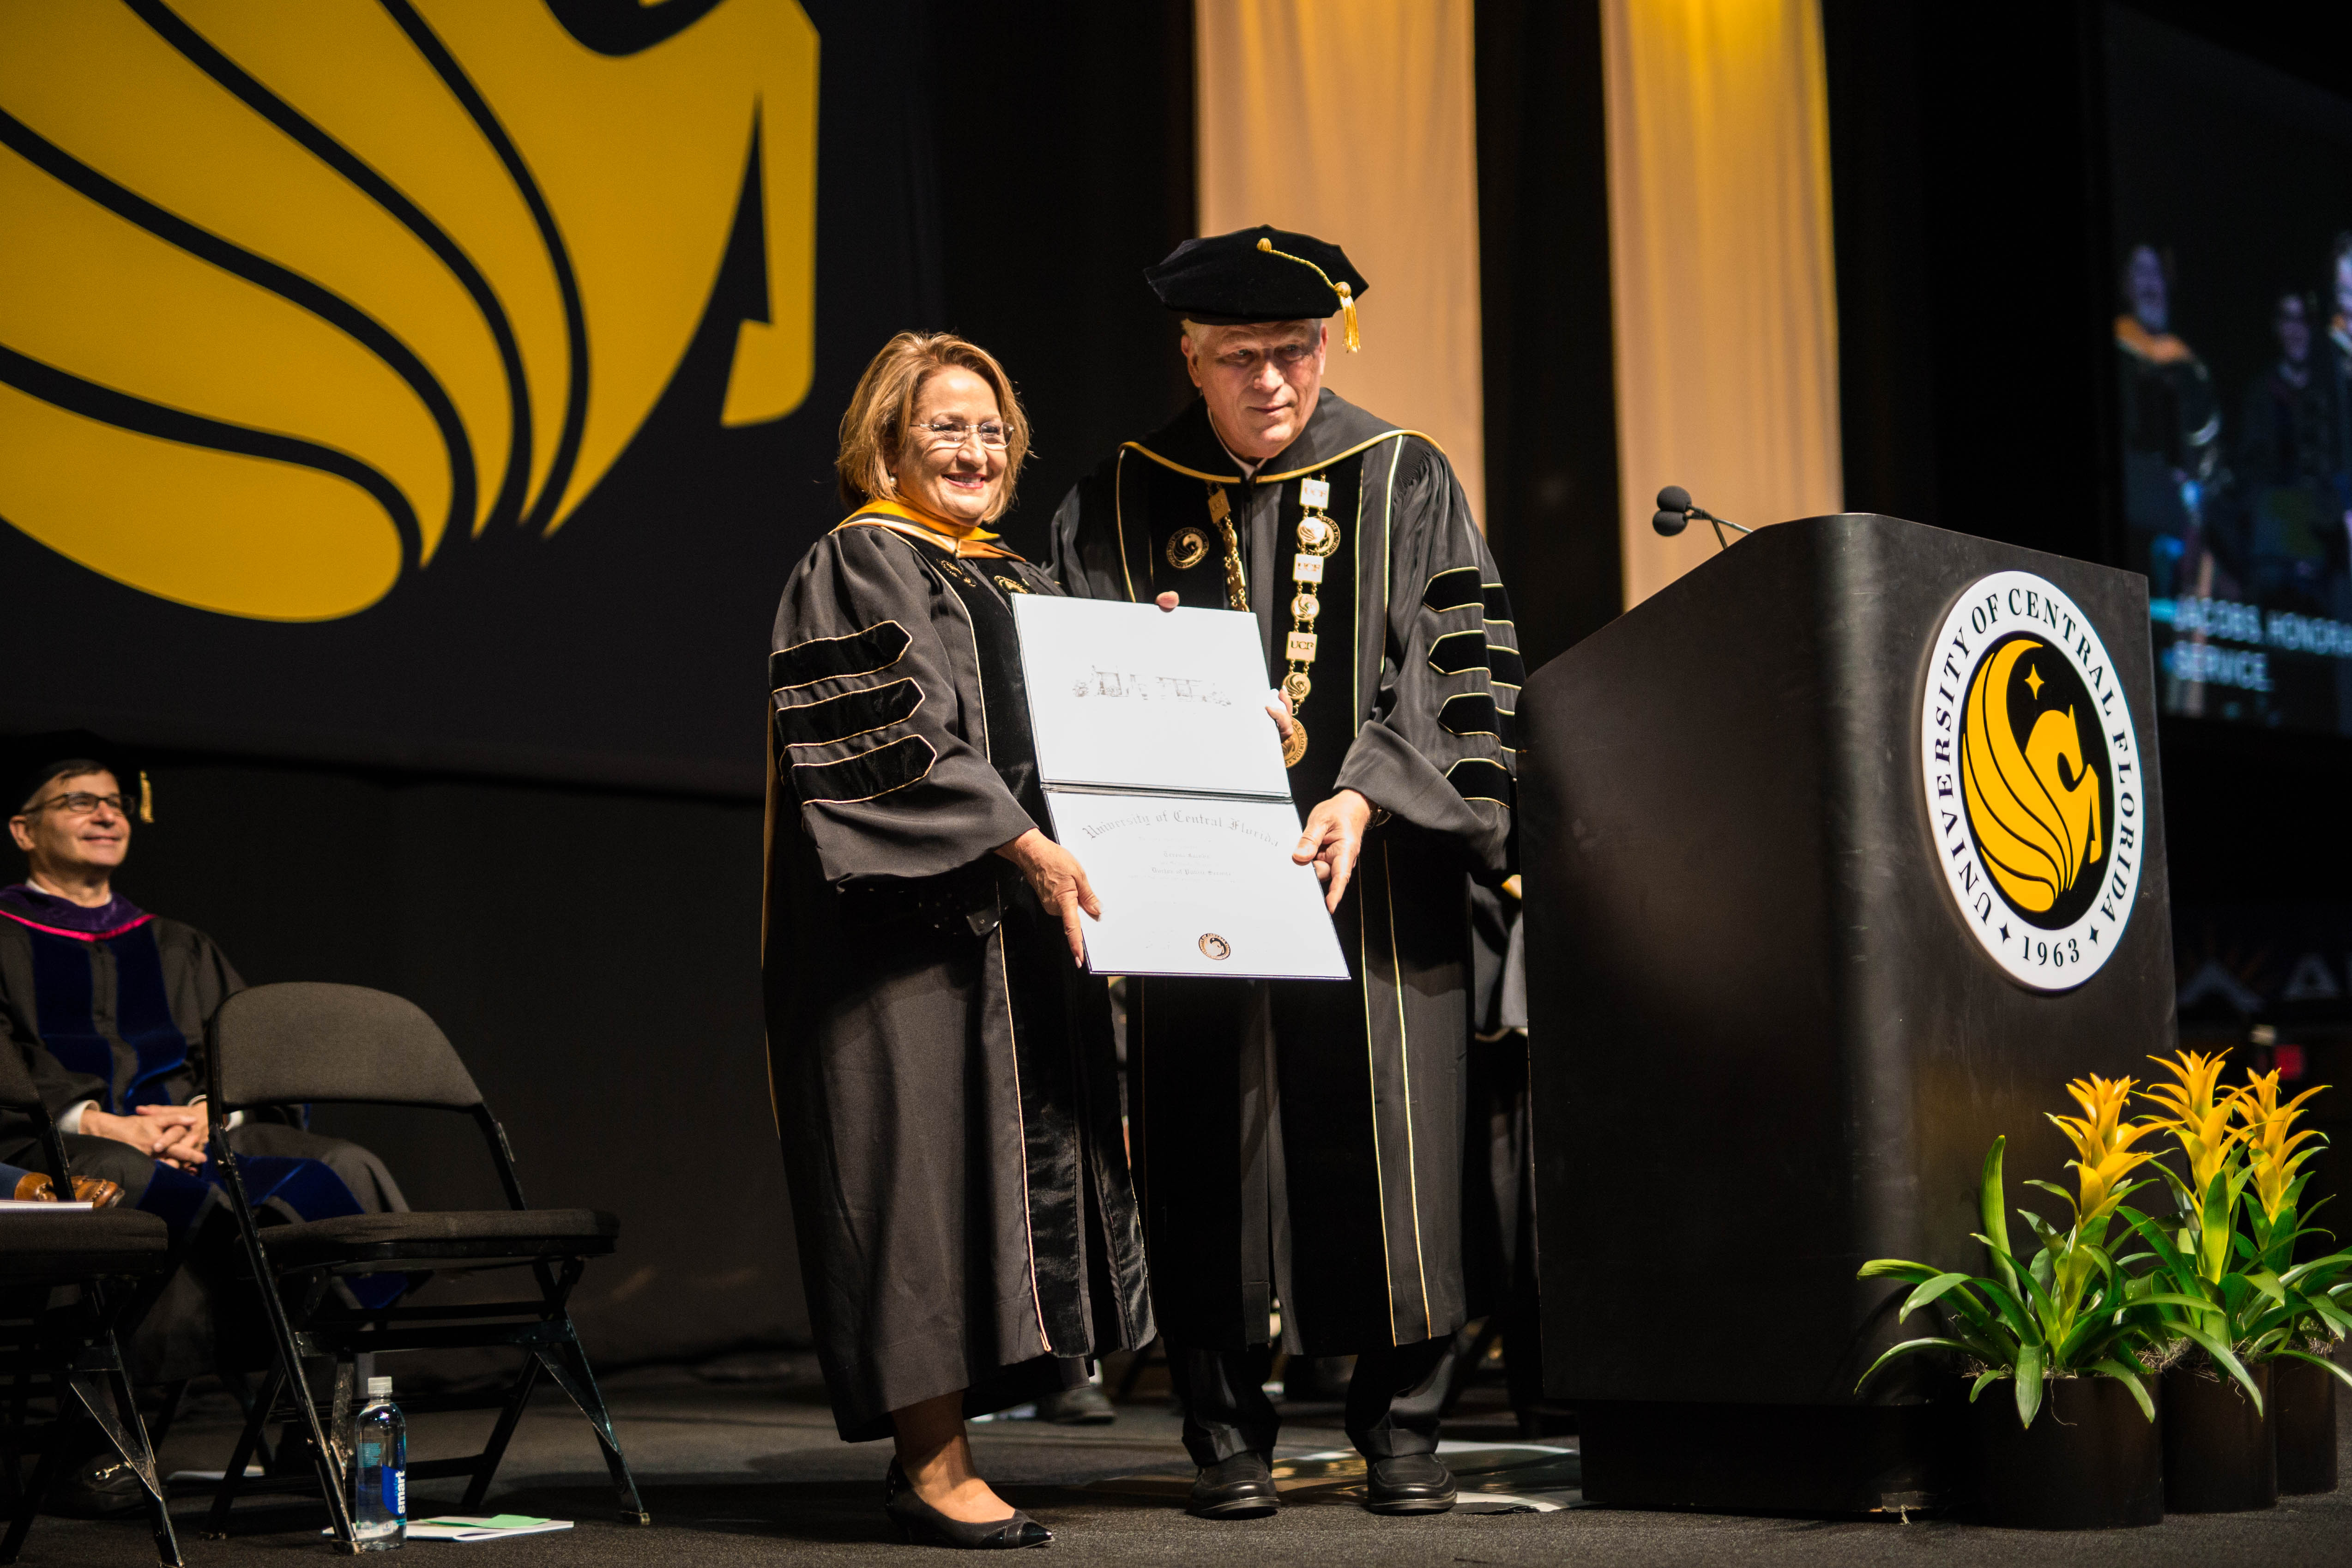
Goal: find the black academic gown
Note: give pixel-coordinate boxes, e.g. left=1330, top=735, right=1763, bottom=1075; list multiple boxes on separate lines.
left=762, top=514, right=1154, bottom=1442
left=1049, top=392, right=1519, bottom=1355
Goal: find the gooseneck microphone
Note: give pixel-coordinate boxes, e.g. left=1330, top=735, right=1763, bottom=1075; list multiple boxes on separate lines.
left=1651, top=485, right=1753, bottom=550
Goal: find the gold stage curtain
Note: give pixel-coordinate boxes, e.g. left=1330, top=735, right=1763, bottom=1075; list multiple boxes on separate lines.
left=1602, top=0, right=1842, bottom=607
left=1195, top=0, right=1486, bottom=521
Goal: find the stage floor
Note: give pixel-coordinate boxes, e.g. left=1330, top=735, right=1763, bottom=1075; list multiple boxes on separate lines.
left=19, top=1361, right=2352, bottom=1565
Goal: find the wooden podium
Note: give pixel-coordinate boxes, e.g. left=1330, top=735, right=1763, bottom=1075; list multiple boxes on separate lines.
left=1518, top=514, right=2176, bottom=1512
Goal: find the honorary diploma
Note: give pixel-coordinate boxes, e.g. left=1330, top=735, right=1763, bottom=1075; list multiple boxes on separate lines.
left=1011, top=596, right=1349, bottom=980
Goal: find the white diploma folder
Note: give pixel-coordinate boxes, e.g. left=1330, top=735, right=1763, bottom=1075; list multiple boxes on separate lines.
left=1011, top=596, right=1349, bottom=980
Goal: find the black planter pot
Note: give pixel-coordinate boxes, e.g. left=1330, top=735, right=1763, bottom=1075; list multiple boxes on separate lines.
left=2161, top=1360, right=2275, bottom=1513
left=1971, top=1376, right=2163, bottom=1529
left=2274, top=1356, right=2340, bottom=1496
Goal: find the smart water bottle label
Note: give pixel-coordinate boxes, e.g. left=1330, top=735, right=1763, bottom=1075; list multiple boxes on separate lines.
left=388, top=1468, right=405, bottom=1520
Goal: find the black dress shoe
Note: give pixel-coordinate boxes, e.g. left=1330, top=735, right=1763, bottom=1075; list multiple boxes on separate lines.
left=883, top=1460, right=1052, bottom=1548
left=41, top=1456, right=152, bottom=1520
left=1037, top=1382, right=1116, bottom=1425
left=1188, top=1452, right=1279, bottom=1519
left=1364, top=1453, right=1456, bottom=1514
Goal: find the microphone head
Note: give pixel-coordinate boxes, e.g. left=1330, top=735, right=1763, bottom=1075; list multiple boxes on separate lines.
left=1656, top=484, right=1692, bottom=514
left=1651, top=508, right=1689, bottom=537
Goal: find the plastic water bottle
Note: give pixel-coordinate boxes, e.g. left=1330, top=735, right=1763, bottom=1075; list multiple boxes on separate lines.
left=351, top=1375, right=406, bottom=1550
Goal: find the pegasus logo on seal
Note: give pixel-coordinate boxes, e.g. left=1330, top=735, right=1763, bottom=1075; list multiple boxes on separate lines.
left=1960, top=636, right=2104, bottom=913
left=0, top=0, right=816, bottom=622
left=1922, top=569, right=2143, bottom=992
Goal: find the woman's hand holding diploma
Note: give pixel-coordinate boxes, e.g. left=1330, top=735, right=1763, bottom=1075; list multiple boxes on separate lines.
left=995, top=829, right=1101, bottom=965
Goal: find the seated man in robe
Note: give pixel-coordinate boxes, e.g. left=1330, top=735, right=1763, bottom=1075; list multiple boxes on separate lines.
left=0, top=732, right=406, bottom=1511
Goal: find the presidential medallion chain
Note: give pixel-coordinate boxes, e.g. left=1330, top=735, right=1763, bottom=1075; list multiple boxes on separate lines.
left=1282, top=474, right=1340, bottom=768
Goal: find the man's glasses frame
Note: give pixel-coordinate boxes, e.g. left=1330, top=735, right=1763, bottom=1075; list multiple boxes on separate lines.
left=18, top=792, right=130, bottom=820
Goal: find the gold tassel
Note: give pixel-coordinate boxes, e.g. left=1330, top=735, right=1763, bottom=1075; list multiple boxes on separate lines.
left=1256, top=237, right=1362, bottom=350
left=139, top=770, right=152, bottom=824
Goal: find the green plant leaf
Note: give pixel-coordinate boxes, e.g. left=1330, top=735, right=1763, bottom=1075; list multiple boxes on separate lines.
left=2307, top=1297, right=2352, bottom=1335
left=1981, top=1138, right=2020, bottom=1299
left=2119, top=1206, right=2200, bottom=1292
left=2279, top=1250, right=2352, bottom=1288
left=2014, top=1341, right=2044, bottom=1429
left=2274, top=1348, right=2352, bottom=1390
left=2090, top=1359, right=2158, bottom=1422
left=2019, top=1193, right=2070, bottom=1235
left=1854, top=1338, right=1983, bottom=1392
left=2174, top=1323, right=2265, bottom=1414
left=1961, top=1259, right=2038, bottom=1342
left=1900, top=1272, right=1979, bottom=1319
left=1969, top=1369, right=2006, bottom=1402
left=1857, top=1258, right=1942, bottom=1282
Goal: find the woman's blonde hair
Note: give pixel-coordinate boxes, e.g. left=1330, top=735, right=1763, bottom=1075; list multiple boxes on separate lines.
left=835, top=331, right=1031, bottom=520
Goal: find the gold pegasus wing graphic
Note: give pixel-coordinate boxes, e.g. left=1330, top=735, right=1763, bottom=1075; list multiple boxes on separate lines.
left=1960, top=637, right=2104, bottom=914
left=0, top=0, right=816, bottom=621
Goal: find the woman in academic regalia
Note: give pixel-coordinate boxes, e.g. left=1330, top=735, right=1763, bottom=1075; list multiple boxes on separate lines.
left=763, top=332, right=1203, bottom=1547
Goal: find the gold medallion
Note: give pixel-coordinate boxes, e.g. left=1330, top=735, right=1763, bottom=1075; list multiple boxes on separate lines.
left=1282, top=670, right=1313, bottom=706
left=1282, top=722, right=1309, bottom=768
left=1291, top=591, right=1321, bottom=621
left=1166, top=526, right=1211, bottom=570
left=1297, top=516, right=1340, bottom=556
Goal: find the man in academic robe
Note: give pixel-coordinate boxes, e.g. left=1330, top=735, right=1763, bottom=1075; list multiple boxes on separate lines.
left=1050, top=227, right=1520, bottom=1517
left=1, top=732, right=405, bottom=1512
left=2115, top=242, right=2224, bottom=603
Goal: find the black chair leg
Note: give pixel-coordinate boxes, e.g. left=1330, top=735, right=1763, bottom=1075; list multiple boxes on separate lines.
left=200, top=1366, right=281, bottom=1540
left=0, top=1440, right=72, bottom=1566
left=219, top=1370, right=276, bottom=1473
left=531, top=1332, right=648, bottom=1524
left=457, top=1353, right=544, bottom=1513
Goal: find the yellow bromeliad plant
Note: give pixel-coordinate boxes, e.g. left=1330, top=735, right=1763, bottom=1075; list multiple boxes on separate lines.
left=2136, top=1049, right=2247, bottom=1285
left=2242, top=1069, right=2328, bottom=1235
left=1858, top=1076, right=2179, bottom=1429
left=2233, top=1069, right=2352, bottom=1380
left=2118, top=1051, right=2352, bottom=1405
left=2026, top=1074, right=2164, bottom=1307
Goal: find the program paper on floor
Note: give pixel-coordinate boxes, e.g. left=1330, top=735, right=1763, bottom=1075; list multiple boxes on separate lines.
left=1012, top=596, right=1348, bottom=980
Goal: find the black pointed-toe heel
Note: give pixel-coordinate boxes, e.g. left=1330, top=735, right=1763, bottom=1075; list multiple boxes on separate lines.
left=884, top=1459, right=1054, bottom=1548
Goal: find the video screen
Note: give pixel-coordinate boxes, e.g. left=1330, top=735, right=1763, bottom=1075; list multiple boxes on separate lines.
left=2107, top=7, right=2352, bottom=734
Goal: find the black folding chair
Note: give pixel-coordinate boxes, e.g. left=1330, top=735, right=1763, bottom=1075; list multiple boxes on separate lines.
left=0, top=1049, right=180, bottom=1565
left=197, top=983, right=645, bottom=1549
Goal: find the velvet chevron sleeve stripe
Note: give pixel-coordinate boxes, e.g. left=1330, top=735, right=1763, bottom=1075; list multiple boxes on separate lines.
left=775, top=678, right=923, bottom=748
left=789, top=734, right=937, bottom=805
left=770, top=621, right=912, bottom=691
left=1422, top=566, right=1484, bottom=614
